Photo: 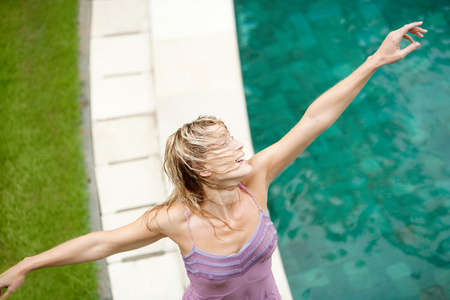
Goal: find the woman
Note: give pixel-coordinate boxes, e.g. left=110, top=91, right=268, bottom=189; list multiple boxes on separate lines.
left=0, top=22, right=427, bottom=299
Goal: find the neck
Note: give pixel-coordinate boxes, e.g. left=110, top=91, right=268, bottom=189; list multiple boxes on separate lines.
left=201, top=183, right=242, bottom=220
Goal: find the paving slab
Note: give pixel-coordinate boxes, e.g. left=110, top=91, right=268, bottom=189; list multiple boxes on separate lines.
left=108, top=252, right=185, bottom=300
left=151, top=0, right=235, bottom=40
left=92, top=114, right=159, bottom=166
left=153, top=33, right=242, bottom=97
left=90, top=33, right=151, bottom=78
left=92, top=0, right=150, bottom=37
left=91, top=73, right=155, bottom=121
left=96, top=157, right=166, bottom=215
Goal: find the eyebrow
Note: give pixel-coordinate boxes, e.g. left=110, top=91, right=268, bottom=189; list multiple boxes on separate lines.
left=221, top=135, right=232, bottom=146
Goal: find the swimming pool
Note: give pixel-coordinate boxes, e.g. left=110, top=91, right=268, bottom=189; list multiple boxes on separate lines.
left=234, top=0, right=450, bottom=298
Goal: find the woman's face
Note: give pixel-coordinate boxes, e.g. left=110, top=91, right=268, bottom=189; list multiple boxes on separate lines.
left=200, top=125, right=253, bottom=185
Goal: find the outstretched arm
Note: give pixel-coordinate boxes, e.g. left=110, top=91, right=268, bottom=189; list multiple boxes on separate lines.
left=249, top=21, right=427, bottom=187
left=0, top=211, right=166, bottom=299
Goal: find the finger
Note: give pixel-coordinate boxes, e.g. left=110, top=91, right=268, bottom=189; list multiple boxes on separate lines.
left=400, top=41, right=421, bottom=58
left=0, top=291, right=10, bottom=300
left=0, top=287, right=11, bottom=300
left=397, top=21, right=424, bottom=36
left=414, top=27, right=428, bottom=33
left=403, top=34, right=414, bottom=43
left=409, top=27, right=427, bottom=38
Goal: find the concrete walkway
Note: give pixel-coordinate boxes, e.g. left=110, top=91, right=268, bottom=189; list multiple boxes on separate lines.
left=88, top=0, right=293, bottom=299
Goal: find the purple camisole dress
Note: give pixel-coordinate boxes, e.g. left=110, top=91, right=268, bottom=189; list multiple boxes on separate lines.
left=182, top=183, right=281, bottom=300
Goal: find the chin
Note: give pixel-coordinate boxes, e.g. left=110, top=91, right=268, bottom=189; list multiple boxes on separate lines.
left=239, top=163, right=254, bottom=178
left=211, top=162, right=254, bottom=186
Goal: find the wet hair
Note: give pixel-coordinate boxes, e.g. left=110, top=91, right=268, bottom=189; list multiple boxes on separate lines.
left=144, top=116, right=240, bottom=234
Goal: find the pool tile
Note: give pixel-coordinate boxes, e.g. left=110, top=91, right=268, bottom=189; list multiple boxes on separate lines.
left=307, top=3, right=342, bottom=22
left=391, top=182, right=416, bottom=197
left=288, top=12, right=317, bottom=48
left=293, top=267, right=331, bottom=287
left=331, top=63, right=354, bottom=79
left=359, top=157, right=383, bottom=175
left=421, top=285, right=448, bottom=300
left=343, top=260, right=369, bottom=276
left=358, top=2, right=382, bottom=22
left=385, top=262, right=412, bottom=280
left=348, top=273, right=376, bottom=291
left=433, top=269, right=450, bottom=291
left=394, top=277, right=422, bottom=298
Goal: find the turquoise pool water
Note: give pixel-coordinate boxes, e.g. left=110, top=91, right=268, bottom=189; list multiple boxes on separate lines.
left=234, top=0, right=450, bottom=299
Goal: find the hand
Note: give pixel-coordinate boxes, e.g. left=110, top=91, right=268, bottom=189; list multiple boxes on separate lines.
left=372, top=21, right=427, bottom=67
left=0, top=263, right=27, bottom=300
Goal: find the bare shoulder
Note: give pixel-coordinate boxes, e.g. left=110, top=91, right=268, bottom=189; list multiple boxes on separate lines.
left=145, top=202, right=192, bottom=253
left=145, top=202, right=186, bottom=236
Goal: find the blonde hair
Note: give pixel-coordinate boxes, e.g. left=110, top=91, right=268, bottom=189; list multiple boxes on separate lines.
left=145, top=116, right=239, bottom=232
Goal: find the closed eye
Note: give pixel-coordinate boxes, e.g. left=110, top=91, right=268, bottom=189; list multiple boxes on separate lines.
left=221, top=136, right=234, bottom=147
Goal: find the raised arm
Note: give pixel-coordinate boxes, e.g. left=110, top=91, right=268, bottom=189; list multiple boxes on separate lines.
left=249, top=21, right=427, bottom=187
left=0, top=210, right=167, bottom=299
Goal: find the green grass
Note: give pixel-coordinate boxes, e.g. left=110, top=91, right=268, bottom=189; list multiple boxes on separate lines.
left=0, top=1, right=98, bottom=299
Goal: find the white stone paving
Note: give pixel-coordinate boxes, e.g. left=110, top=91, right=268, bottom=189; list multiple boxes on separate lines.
left=95, top=157, right=166, bottom=215
left=92, top=115, right=159, bottom=166
left=108, top=252, right=186, bottom=299
left=91, top=73, right=154, bottom=121
left=90, top=33, right=152, bottom=78
left=153, top=34, right=243, bottom=97
left=91, top=0, right=150, bottom=37
left=90, top=0, right=293, bottom=299
left=151, top=0, right=235, bottom=40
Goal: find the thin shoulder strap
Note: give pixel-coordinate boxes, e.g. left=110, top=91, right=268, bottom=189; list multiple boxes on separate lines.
left=239, top=183, right=263, bottom=212
left=184, top=207, right=195, bottom=246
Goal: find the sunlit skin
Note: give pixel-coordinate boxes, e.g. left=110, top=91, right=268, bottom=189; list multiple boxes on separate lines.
left=199, top=125, right=253, bottom=187
left=0, top=22, right=427, bottom=299
left=186, top=125, right=259, bottom=255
